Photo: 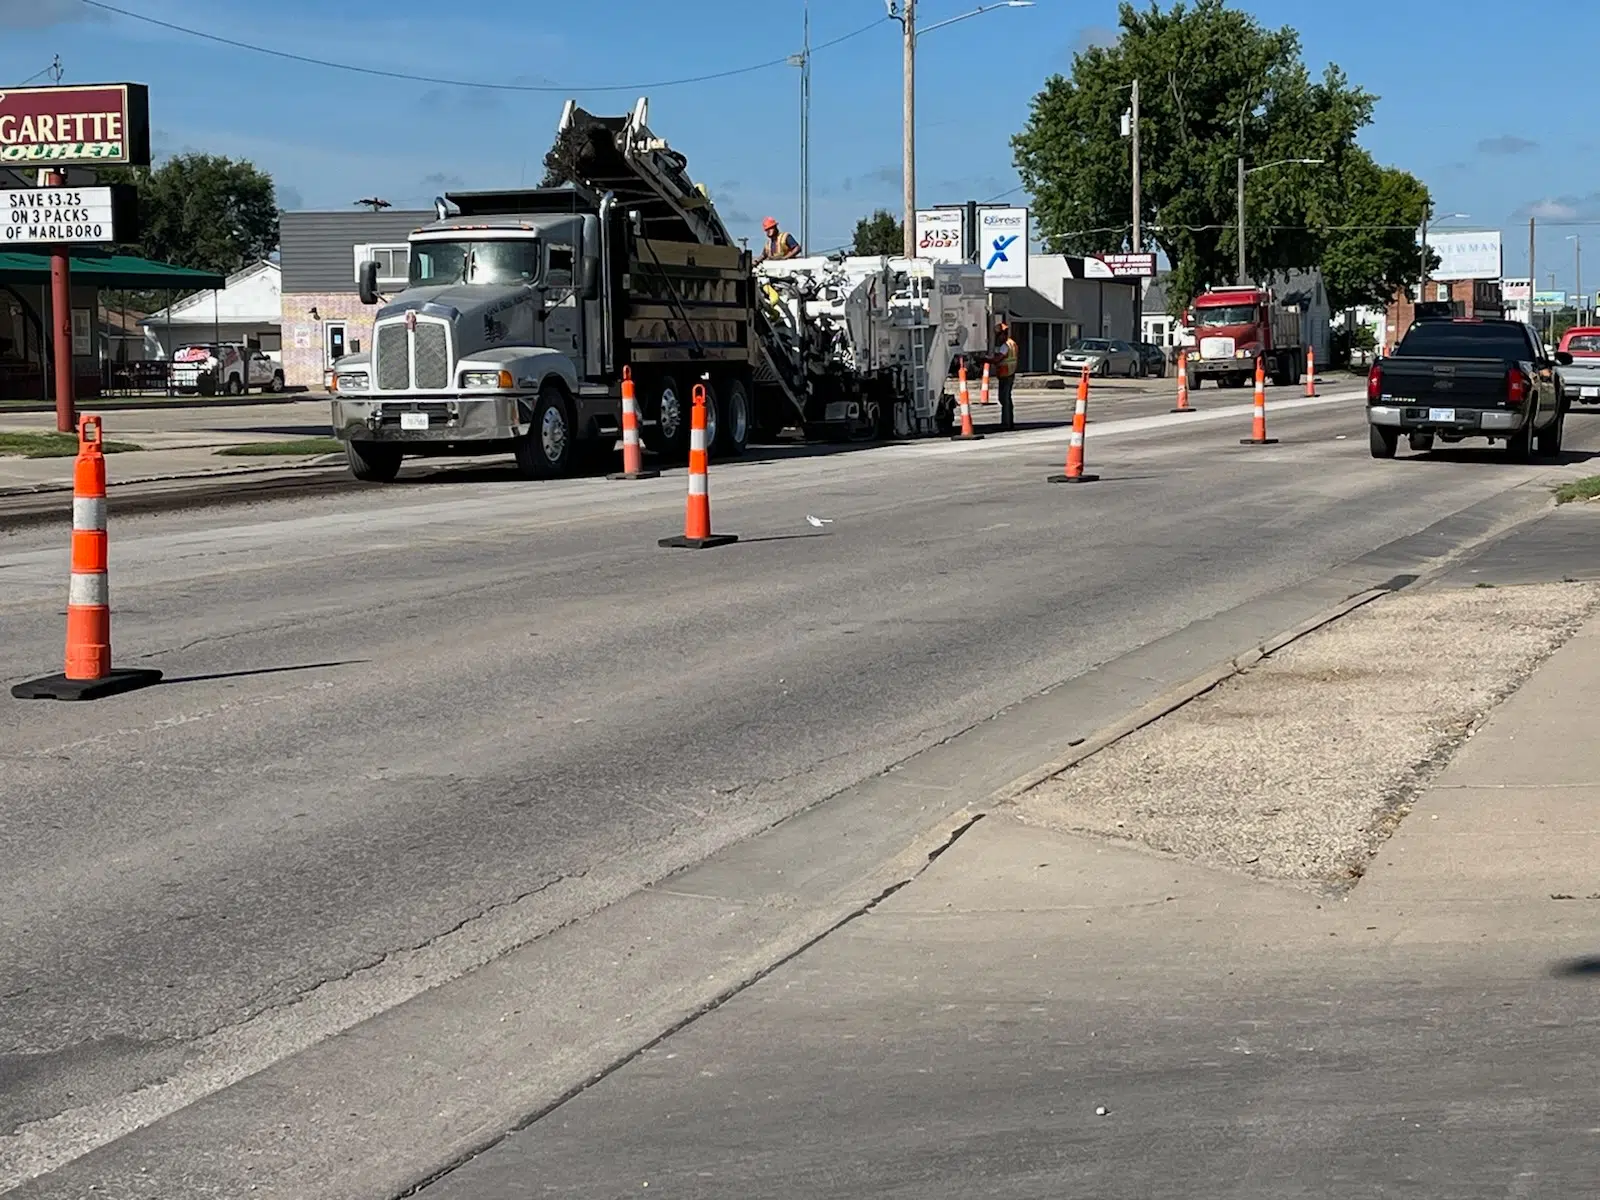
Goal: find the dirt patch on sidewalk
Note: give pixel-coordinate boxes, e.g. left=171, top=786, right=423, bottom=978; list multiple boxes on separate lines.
left=1011, top=583, right=1600, bottom=890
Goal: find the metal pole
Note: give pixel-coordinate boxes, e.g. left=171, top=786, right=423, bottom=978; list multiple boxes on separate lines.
left=902, top=0, right=917, bottom=259
left=1130, top=78, right=1141, bottom=253
left=800, top=0, right=811, bottom=250
left=1575, top=234, right=1582, bottom=326
left=1528, top=217, right=1536, bottom=340
left=1235, top=155, right=1246, bottom=284
left=47, top=169, right=75, bottom=432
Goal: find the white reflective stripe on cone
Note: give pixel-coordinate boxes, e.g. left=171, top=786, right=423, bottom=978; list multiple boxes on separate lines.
left=1068, top=431, right=1083, bottom=447
left=622, top=427, right=640, bottom=446
left=73, top=497, right=107, bottom=531
left=688, top=473, right=708, bottom=496
left=68, top=571, right=109, bottom=606
left=690, top=429, right=707, bottom=452
left=622, top=396, right=638, bottom=419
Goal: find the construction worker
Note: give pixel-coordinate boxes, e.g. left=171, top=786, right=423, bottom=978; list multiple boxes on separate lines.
left=991, top=321, right=1019, bottom=431
left=756, top=217, right=802, bottom=263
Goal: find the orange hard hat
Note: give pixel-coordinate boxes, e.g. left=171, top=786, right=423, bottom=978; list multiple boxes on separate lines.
left=762, top=216, right=778, bottom=231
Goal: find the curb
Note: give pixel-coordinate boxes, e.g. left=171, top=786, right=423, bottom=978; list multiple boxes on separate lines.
left=0, top=456, right=342, bottom=499
left=0, top=393, right=314, bottom=415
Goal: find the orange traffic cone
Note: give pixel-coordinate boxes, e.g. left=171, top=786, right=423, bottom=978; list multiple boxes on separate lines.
left=13, top=416, right=162, bottom=700
left=608, top=366, right=661, bottom=480
left=978, top=361, right=993, bottom=405
left=1240, top=356, right=1278, bottom=445
left=1048, top=366, right=1100, bottom=484
left=1172, top=349, right=1195, bottom=413
left=659, top=384, right=738, bottom=549
left=952, top=362, right=983, bottom=440
left=1304, top=347, right=1317, bottom=397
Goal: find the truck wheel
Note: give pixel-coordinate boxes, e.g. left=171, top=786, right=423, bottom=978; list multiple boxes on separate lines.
left=346, top=440, right=402, bottom=482
left=1535, top=409, right=1565, bottom=458
left=643, top=374, right=688, bottom=460
left=1503, top=412, right=1535, bottom=463
left=1408, top=432, right=1435, bottom=454
left=267, top=372, right=284, bottom=394
left=716, top=377, right=751, bottom=457
left=514, top=384, right=575, bottom=479
left=1369, top=425, right=1398, bottom=459
left=225, top=374, right=244, bottom=396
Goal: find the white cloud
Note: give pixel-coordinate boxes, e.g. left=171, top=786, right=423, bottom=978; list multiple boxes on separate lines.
left=1530, top=199, right=1578, bottom=220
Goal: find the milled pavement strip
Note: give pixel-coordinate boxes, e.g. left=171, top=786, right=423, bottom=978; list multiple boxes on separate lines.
left=0, top=386, right=1365, bottom=530
left=1, top=473, right=1559, bottom=1200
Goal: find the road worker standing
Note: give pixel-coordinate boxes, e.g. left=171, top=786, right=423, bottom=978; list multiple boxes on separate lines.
left=756, top=217, right=802, bottom=263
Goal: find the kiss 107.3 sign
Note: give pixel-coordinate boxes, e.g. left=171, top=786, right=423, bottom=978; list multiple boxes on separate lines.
left=2, top=185, right=137, bottom=245
left=914, top=208, right=965, bottom=263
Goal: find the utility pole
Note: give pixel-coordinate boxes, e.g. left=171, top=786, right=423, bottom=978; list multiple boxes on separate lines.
left=902, top=0, right=917, bottom=258
left=790, top=1, right=812, bottom=250
left=1529, top=217, right=1536, bottom=337
left=1130, top=78, right=1141, bottom=253
left=1575, top=234, right=1582, bottom=326
left=1235, top=154, right=1247, bottom=284
left=1418, top=210, right=1429, bottom=302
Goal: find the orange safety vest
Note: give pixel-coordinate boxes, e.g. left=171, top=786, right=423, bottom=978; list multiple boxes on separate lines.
left=996, top=337, right=1018, bottom=377
left=765, top=230, right=801, bottom=259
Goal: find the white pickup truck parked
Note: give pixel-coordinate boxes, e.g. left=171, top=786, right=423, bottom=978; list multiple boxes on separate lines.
left=171, top=343, right=284, bottom=396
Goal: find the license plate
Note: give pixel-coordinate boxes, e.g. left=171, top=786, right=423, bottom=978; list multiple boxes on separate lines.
left=1583, top=387, right=1598, bottom=399
left=400, top=412, right=429, bottom=431
left=1427, top=408, right=1455, bottom=423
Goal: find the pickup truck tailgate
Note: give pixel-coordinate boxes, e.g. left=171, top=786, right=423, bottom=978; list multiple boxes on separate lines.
left=1376, top=356, right=1509, bottom=407
left=1558, top=357, right=1600, bottom=399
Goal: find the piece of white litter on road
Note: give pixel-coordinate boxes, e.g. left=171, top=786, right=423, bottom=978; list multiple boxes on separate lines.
left=1095, top=1105, right=1110, bottom=1116
left=1335, top=434, right=1348, bottom=440
left=805, top=514, right=834, bottom=527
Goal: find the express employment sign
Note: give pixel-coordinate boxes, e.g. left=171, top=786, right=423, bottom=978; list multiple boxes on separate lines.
left=0, top=84, right=151, bottom=167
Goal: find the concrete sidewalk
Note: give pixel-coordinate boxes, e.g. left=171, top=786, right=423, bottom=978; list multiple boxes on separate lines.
left=420, top=583, right=1600, bottom=1197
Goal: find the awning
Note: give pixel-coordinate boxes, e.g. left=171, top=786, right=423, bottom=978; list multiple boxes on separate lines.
left=0, top=251, right=225, bottom=290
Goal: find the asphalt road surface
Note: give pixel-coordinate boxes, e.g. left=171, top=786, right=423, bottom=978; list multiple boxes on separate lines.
left=3, top=382, right=1597, bottom=1195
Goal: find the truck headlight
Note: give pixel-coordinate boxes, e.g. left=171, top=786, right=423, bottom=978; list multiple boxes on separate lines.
left=335, top=371, right=369, bottom=392
left=461, top=369, right=514, bottom=389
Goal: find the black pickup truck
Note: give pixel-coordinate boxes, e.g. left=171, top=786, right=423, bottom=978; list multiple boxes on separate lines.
left=1366, top=318, right=1572, bottom=460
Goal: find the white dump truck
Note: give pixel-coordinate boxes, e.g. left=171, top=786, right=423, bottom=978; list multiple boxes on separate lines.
left=328, top=98, right=988, bottom=481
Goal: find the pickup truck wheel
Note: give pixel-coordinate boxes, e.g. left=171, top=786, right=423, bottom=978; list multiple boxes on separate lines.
left=266, top=372, right=284, bottom=394
left=715, top=377, right=751, bottom=457
left=1503, top=414, right=1535, bottom=463
left=1408, top=432, right=1435, bottom=453
left=514, top=385, right=574, bottom=479
left=1369, top=425, right=1398, bottom=459
left=225, top=374, right=244, bottom=396
left=346, top=440, right=402, bottom=483
left=1535, top=409, right=1565, bottom=457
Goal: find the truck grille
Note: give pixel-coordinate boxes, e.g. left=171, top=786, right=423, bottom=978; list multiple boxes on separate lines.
left=1199, top=336, right=1235, bottom=360
left=414, top=323, right=449, bottom=390
left=375, top=324, right=409, bottom=390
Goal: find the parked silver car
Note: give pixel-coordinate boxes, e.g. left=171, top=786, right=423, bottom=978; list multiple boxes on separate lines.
left=1556, top=327, right=1600, bottom=405
left=1054, top=338, right=1141, bottom=377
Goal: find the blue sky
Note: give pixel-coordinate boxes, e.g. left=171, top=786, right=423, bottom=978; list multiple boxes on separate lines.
left=2, top=0, right=1594, bottom=292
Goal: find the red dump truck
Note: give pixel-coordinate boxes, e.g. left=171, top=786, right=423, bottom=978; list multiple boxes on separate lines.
left=1184, top=285, right=1306, bottom=389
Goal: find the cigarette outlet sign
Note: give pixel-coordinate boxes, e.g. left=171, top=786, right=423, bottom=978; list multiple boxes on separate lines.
left=0, top=83, right=151, bottom=167
left=2, top=186, right=138, bottom=245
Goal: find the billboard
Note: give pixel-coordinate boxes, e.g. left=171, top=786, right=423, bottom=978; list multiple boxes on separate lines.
left=913, top=208, right=964, bottom=263
left=979, top=206, right=1028, bottom=287
left=1500, top=277, right=1531, bottom=302
left=1427, top=230, right=1502, bottom=281
left=2, top=186, right=137, bottom=245
left=1534, top=290, right=1567, bottom=310
left=0, top=84, right=151, bottom=167
left=1071, top=252, right=1156, bottom=279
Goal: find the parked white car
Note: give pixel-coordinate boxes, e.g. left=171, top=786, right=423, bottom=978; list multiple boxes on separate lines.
left=171, top=343, right=284, bottom=396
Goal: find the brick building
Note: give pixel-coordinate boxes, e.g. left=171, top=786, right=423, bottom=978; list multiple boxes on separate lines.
left=278, top=210, right=430, bottom=390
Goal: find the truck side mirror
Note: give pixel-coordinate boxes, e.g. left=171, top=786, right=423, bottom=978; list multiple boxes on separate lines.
left=358, top=260, right=380, bottom=306
left=1556, top=350, right=1574, bottom=366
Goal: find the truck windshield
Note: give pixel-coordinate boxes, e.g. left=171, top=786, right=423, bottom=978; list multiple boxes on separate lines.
left=1395, top=323, right=1534, bottom=361
left=1194, top=304, right=1259, bottom=326
left=408, top=240, right=541, bottom=287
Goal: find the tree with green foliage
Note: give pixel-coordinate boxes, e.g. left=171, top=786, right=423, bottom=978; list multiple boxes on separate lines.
left=852, top=209, right=903, bottom=257
left=1011, top=0, right=1429, bottom=314
left=101, top=153, right=279, bottom=279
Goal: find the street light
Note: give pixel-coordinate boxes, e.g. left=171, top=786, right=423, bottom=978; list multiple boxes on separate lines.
left=1235, top=157, right=1324, bottom=283
left=886, top=1, right=1034, bottom=258
left=1567, top=234, right=1583, bottom=325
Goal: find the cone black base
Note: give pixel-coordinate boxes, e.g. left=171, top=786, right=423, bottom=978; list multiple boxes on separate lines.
left=950, top=432, right=985, bottom=441
left=1047, top=473, right=1100, bottom=483
left=12, top=668, right=163, bottom=701
left=608, top=469, right=661, bottom=480
left=1239, top=438, right=1279, bottom=445
left=658, top=534, right=739, bottom=549
left=1170, top=406, right=1197, bottom=413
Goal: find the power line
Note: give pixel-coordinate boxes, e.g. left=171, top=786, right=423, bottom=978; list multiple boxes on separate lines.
left=78, top=1, right=889, bottom=93
left=16, top=57, right=63, bottom=86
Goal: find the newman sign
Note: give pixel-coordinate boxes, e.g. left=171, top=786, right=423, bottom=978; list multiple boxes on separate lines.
left=1, top=186, right=138, bottom=245
left=0, top=84, right=151, bottom=167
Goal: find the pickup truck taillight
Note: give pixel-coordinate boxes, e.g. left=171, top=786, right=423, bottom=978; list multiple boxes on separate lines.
left=1366, top=362, right=1383, bottom=402
left=1506, top=367, right=1529, bottom=405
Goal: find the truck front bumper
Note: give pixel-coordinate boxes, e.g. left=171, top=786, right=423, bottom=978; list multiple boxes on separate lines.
left=331, top=395, right=528, bottom=444
left=1367, top=404, right=1521, bottom=432
left=1190, top=358, right=1256, bottom=376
